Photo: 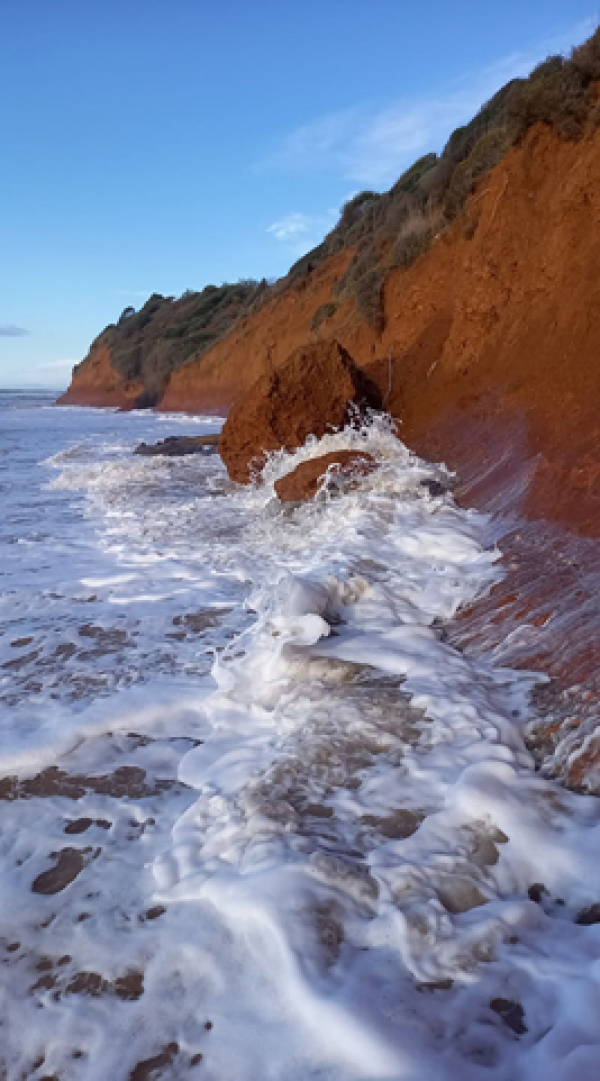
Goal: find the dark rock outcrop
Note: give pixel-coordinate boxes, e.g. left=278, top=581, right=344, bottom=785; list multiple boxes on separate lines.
left=274, top=451, right=376, bottom=503
left=134, top=434, right=220, bottom=457
left=219, top=340, right=382, bottom=483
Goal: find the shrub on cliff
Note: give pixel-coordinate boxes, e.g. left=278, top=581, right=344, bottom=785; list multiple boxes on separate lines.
left=420, top=29, right=600, bottom=218
left=391, top=153, right=438, bottom=195
left=506, top=55, right=591, bottom=140
left=286, top=241, right=329, bottom=283
left=352, top=268, right=385, bottom=332
left=442, top=127, right=512, bottom=219
left=516, top=47, right=593, bottom=136
left=338, top=191, right=380, bottom=231
left=331, top=190, right=417, bottom=328
left=572, top=27, right=600, bottom=81
left=390, top=211, right=441, bottom=270
left=311, top=302, right=338, bottom=331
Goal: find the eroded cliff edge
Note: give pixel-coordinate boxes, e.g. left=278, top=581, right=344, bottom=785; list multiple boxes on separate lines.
left=158, top=122, right=600, bottom=537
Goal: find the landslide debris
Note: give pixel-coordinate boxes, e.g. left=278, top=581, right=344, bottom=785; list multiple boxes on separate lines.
left=219, top=339, right=382, bottom=483
left=274, top=451, right=376, bottom=503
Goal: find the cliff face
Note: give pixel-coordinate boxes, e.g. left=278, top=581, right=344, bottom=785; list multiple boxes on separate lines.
left=373, top=122, right=600, bottom=538
left=61, top=37, right=600, bottom=524
left=161, top=124, right=600, bottom=538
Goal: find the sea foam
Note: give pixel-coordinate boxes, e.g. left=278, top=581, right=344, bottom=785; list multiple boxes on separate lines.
left=1, top=395, right=599, bottom=1080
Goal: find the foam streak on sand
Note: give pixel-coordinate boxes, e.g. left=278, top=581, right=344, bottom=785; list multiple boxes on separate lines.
left=1, top=395, right=600, bottom=1080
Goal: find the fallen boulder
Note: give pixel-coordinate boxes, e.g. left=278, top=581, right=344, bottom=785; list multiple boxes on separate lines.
left=219, top=339, right=382, bottom=483
left=274, top=450, right=377, bottom=503
left=134, top=434, right=220, bottom=457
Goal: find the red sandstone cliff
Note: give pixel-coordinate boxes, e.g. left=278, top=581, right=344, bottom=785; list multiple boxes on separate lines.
left=158, top=124, right=600, bottom=539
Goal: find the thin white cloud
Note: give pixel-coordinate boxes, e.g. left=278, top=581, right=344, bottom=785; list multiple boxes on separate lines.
left=266, top=108, right=364, bottom=174
left=261, top=17, right=598, bottom=188
left=0, top=325, right=29, bottom=337
left=267, top=209, right=338, bottom=256
left=268, top=212, right=314, bottom=242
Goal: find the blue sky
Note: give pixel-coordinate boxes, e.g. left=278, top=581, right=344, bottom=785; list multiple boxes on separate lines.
left=1, top=1, right=597, bottom=388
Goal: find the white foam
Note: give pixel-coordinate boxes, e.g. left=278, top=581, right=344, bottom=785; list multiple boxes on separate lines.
left=2, top=398, right=600, bottom=1080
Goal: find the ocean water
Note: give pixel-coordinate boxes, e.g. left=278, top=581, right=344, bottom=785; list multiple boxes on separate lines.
left=1, top=389, right=599, bottom=1081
